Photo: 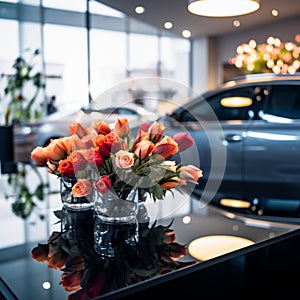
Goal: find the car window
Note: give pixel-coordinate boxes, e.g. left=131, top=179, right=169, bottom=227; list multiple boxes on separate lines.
left=265, top=85, right=300, bottom=119
left=181, top=87, right=265, bottom=121
left=116, top=108, right=137, bottom=115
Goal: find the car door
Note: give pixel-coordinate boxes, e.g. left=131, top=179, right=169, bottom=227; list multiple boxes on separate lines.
left=167, top=86, right=258, bottom=201
left=244, top=84, right=300, bottom=198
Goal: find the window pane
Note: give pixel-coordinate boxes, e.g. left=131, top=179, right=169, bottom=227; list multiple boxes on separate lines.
left=42, top=0, right=86, bottom=12
left=89, top=0, right=124, bottom=18
left=161, top=36, right=190, bottom=87
left=44, top=24, right=89, bottom=111
left=90, top=29, right=126, bottom=102
left=129, top=33, right=159, bottom=77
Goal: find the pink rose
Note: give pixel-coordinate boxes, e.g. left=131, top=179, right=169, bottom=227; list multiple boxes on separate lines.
left=93, top=176, right=112, bottom=194
left=115, top=150, right=134, bottom=169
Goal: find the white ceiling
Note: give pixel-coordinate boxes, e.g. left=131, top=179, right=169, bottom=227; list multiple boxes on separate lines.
left=97, top=0, right=300, bottom=38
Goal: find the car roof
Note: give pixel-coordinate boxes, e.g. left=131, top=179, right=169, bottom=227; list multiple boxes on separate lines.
left=201, top=72, right=300, bottom=99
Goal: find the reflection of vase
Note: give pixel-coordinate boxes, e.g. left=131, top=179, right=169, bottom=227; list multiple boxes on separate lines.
left=61, top=207, right=94, bottom=243
left=60, top=177, right=94, bottom=210
left=93, top=188, right=140, bottom=258
left=0, top=126, right=17, bottom=174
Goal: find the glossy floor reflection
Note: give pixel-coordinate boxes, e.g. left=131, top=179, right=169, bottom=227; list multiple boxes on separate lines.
left=1, top=189, right=299, bottom=299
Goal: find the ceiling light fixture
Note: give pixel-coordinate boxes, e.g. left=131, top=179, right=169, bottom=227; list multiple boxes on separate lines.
left=187, top=0, right=260, bottom=17
left=135, top=6, right=145, bottom=14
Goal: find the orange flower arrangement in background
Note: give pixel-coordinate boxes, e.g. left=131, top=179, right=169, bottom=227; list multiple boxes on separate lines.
left=30, top=117, right=202, bottom=201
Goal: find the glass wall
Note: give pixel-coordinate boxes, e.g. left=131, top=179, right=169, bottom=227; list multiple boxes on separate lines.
left=0, top=0, right=191, bottom=250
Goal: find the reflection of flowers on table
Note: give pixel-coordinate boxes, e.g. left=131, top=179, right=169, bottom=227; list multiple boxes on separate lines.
left=31, top=208, right=195, bottom=298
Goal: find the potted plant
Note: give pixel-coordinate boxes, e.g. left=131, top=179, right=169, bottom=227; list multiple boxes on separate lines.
left=0, top=49, right=48, bottom=219
left=0, top=48, right=45, bottom=172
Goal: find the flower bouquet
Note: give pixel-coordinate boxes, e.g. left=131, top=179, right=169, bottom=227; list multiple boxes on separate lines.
left=30, top=116, right=203, bottom=206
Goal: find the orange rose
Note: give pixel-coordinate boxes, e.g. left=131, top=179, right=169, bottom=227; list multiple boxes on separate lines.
left=72, top=179, right=93, bottom=197
left=56, top=136, right=74, bottom=155
left=115, top=150, right=134, bottom=169
left=82, top=148, right=104, bottom=167
left=134, top=140, right=154, bottom=160
left=31, top=146, right=48, bottom=166
left=91, top=119, right=111, bottom=135
left=58, top=159, right=75, bottom=177
left=95, top=133, right=121, bottom=158
left=44, top=139, right=67, bottom=163
left=114, top=118, right=130, bottom=138
left=71, top=134, right=89, bottom=151
left=69, top=122, right=89, bottom=138
left=152, top=136, right=179, bottom=159
left=68, top=151, right=87, bottom=173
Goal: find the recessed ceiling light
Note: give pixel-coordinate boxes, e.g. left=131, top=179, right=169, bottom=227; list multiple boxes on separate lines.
left=233, top=20, right=240, bottom=27
left=135, top=6, right=145, bottom=14
left=187, top=0, right=260, bottom=17
left=271, top=9, right=279, bottom=17
left=182, top=29, right=191, bottom=38
left=164, top=21, right=173, bottom=29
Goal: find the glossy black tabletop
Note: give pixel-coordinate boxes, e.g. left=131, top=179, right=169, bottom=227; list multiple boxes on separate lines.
left=1, top=188, right=300, bottom=300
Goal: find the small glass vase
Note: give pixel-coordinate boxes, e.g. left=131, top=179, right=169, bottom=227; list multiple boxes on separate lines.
left=93, top=188, right=140, bottom=258
left=60, top=177, right=94, bottom=211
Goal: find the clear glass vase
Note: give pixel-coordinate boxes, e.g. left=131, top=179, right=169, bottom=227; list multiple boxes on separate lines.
left=60, top=177, right=94, bottom=211
left=93, top=188, right=140, bottom=257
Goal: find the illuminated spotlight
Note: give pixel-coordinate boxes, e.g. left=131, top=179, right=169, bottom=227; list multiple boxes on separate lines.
left=220, top=198, right=251, bottom=209
left=135, top=6, right=145, bottom=14
left=42, top=281, right=51, bottom=290
left=233, top=20, right=241, bottom=27
left=271, top=9, right=279, bottom=17
left=188, top=235, right=254, bottom=261
left=182, top=29, right=191, bottom=38
left=183, top=215, right=191, bottom=224
left=164, top=21, right=173, bottom=29
left=187, top=0, right=260, bottom=17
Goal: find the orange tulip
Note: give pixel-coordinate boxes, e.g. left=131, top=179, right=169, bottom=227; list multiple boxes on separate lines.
left=44, top=139, right=67, bottom=163
left=134, top=140, right=154, bottom=160
left=69, top=122, right=89, bottom=138
left=160, top=176, right=186, bottom=190
left=148, top=121, right=165, bottom=143
left=152, top=136, right=179, bottom=159
left=91, top=119, right=111, bottom=135
left=114, top=118, right=130, bottom=138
